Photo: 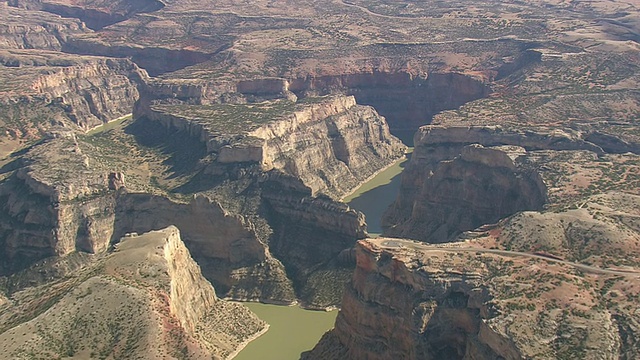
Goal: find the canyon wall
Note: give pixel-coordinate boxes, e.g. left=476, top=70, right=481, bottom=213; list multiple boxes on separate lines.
left=141, top=95, right=406, bottom=199
left=0, top=4, right=146, bottom=140
left=0, top=52, right=145, bottom=141
left=384, top=144, right=547, bottom=242
left=0, top=132, right=116, bottom=274
left=0, top=2, right=88, bottom=50
left=381, top=123, right=616, bottom=241
left=304, top=239, right=520, bottom=360
left=232, top=71, right=489, bottom=132
left=1, top=94, right=398, bottom=306
left=113, top=193, right=296, bottom=303
left=7, top=0, right=165, bottom=30
left=0, top=226, right=267, bottom=359
left=305, top=238, right=631, bottom=359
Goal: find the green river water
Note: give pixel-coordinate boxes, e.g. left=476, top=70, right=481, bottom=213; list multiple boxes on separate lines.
left=233, top=303, right=338, bottom=360
left=233, top=148, right=411, bottom=360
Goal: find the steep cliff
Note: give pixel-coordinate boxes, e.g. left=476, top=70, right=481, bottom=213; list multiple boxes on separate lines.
left=7, top=0, right=165, bottom=30
left=384, top=144, right=546, bottom=242
left=0, top=134, right=297, bottom=301
left=0, top=2, right=88, bottom=51
left=113, top=193, right=296, bottom=304
left=141, top=95, right=406, bottom=199
left=0, top=51, right=144, bottom=133
left=384, top=121, right=640, bottom=241
left=231, top=70, right=489, bottom=132
left=0, top=226, right=267, bottom=359
left=0, top=105, right=377, bottom=306
left=0, top=130, right=116, bottom=275
left=305, top=238, right=638, bottom=360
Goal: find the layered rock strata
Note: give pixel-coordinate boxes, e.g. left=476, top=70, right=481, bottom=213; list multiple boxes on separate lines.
left=0, top=131, right=116, bottom=275
left=8, top=0, right=165, bottom=30
left=239, top=71, right=489, bottom=132
left=113, top=193, right=296, bottom=303
left=140, top=95, right=406, bottom=198
left=383, top=118, right=639, bottom=242
left=0, top=102, right=384, bottom=305
left=305, top=238, right=638, bottom=359
left=384, top=144, right=546, bottom=242
left=0, top=226, right=267, bottom=359
left=0, top=51, right=144, bottom=133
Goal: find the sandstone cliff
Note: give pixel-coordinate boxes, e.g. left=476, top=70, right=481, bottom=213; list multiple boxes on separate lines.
left=0, top=2, right=88, bottom=51
left=140, top=95, right=406, bottom=199
left=232, top=70, right=489, bottom=132
left=305, top=238, right=638, bottom=360
left=113, top=193, right=297, bottom=304
left=0, top=226, right=267, bottom=359
left=382, top=118, right=639, bottom=242
left=0, top=131, right=116, bottom=275
left=0, top=109, right=376, bottom=306
left=8, top=0, right=165, bottom=30
left=384, top=144, right=546, bottom=242
left=0, top=50, right=144, bottom=134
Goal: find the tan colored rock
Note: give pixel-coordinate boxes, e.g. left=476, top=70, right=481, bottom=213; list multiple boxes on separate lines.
left=0, top=226, right=267, bottom=359
left=384, top=144, right=546, bottom=242
left=305, top=238, right=639, bottom=359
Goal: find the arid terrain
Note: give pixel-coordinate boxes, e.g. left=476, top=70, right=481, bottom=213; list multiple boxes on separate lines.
left=0, top=0, right=639, bottom=358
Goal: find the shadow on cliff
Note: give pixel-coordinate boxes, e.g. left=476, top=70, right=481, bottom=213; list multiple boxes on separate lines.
left=124, top=117, right=208, bottom=179
left=418, top=291, right=508, bottom=359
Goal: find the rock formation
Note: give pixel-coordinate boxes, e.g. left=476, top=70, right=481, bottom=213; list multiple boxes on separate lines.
left=384, top=144, right=547, bottom=242
left=305, top=238, right=639, bottom=359
left=0, top=226, right=266, bottom=359
left=1, top=92, right=402, bottom=306
left=140, top=95, right=406, bottom=198
left=0, top=0, right=639, bottom=357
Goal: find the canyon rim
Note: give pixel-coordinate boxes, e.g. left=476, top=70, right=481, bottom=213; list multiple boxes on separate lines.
left=1, top=0, right=640, bottom=359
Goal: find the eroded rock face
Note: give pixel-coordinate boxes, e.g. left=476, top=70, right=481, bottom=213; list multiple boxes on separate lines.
left=0, top=226, right=267, bottom=359
left=289, top=71, right=488, bottom=131
left=141, top=95, right=406, bottom=199
left=0, top=126, right=370, bottom=305
left=305, top=238, right=637, bottom=360
left=384, top=144, right=546, bottom=242
left=0, top=134, right=116, bottom=274
left=0, top=52, right=145, bottom=145
left=113, top=193, right=296, bottom=303
left=0, top=3, right=88, bottom=50
left=304, top=239, right=518, bottom=360
left=8, top=0, right=165, bottom=30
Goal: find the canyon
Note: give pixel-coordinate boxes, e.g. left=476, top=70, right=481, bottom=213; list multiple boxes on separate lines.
left=0, top=0, right=639, bottom=359
left=0, top=226, right=266, bottom=359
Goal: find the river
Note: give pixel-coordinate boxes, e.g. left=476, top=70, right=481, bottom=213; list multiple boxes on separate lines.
left=234, top=137, right=412, bottom=359
left=343, top=151, right=411, bottom=235
left=233, top=303, right=338, bottom=360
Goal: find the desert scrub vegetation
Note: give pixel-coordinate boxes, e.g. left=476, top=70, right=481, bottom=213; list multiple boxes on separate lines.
left=150, top=98, right=299, bottom=135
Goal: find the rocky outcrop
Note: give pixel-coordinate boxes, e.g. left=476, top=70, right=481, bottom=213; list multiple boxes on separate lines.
left=304, top=239, right=517, bottom=360
left=1, top=75, right=399, bottom=307
left=7, top=0, right=165, bottom=30
left=384, top=144, right=546, bottom=242
left=305, top=238, right=635, bottom=360
left=26, top=55, right=142, bottom=129
left=0, top=3, right=88, bottom=51
left=0, top=132, right=117, bottom=274
left=113, top=193, right=296, bottom=303
left=382, top=123, right=607, bottom=241
left=0, top=226, right=267, bottom=359
left=0, top=51, right=145, bottom=138
left=229, top=71, right=488, bottom=132
left=261, top=172, right=367, bottom=307
left=63, top=38, right=215, bottom=76
left=142, top=95, right=406, bottom=199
